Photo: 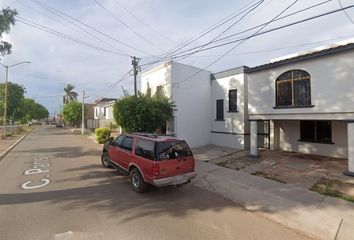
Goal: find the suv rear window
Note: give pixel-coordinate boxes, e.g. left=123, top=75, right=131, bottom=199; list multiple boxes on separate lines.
left=157, top=141, right=192, bottom=160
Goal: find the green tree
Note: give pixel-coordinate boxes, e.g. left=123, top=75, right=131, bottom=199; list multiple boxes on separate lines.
left=0, top=82, right=25, bottom=121
left=15, top=98, right=49, bottom=123
left=113, top=90, right=175, bottom=133
left=0, top=7, right=17, bottom=59
left=62, top=101, right=84, bottom=127
left=63, top=83, right=78, bottom=103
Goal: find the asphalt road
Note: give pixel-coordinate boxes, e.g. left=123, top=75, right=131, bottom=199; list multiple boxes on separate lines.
left=0, top=126, right=309, bottom=240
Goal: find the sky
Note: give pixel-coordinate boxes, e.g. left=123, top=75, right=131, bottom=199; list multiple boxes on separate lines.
left=1, top=0, right=354, bottom=115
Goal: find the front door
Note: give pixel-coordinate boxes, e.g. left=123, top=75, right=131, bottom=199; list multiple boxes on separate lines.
left=257, top=120, right=270, bottom=149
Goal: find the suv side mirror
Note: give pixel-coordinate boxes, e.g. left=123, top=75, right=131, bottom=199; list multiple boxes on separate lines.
left=108, top=137, right=114, bottom=145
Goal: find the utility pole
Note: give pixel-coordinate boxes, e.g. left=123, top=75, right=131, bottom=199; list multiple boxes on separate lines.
left=131, top=56, right=140, bottom=96
left=81, top=90, right=85, bottom=135
left=3, top=67, right=8, bottom=138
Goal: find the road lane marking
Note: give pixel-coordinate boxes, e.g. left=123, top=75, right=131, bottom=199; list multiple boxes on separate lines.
left=22, top=178, right=50, bottom=190
left=21, top=157, right=51, bottom=190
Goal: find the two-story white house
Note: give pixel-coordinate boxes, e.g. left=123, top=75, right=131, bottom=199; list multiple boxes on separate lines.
left=247, top=42, right=354, bottom=176
left=142, top=41, right=354, bottom=176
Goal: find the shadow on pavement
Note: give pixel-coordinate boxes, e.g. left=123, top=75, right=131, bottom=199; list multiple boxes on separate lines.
left=19, top=146, right=100, bottom=158
left=0, top=166, right=236, bottom=224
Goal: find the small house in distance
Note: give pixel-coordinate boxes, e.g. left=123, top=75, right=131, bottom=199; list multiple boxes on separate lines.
left=94, top=98, right=117, bottom=128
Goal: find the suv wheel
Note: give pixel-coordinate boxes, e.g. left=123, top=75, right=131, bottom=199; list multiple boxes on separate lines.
left=101, top=151, right=111, bottom=168
left=130, top=168, right=147, bottom=193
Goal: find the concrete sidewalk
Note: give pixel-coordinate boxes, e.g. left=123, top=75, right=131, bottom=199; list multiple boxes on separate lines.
left=192, top=160, right=354, bottom=240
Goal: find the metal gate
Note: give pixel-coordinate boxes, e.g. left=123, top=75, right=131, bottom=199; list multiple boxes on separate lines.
left=257, top=120, right=270, bottom=149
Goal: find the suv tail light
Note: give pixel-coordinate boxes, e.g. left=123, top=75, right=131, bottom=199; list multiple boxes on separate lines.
left=152, top=163, right=159, bottom=178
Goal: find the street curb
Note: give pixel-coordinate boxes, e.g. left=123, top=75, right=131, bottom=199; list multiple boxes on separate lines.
left=0, top=128, right=33, bottom=162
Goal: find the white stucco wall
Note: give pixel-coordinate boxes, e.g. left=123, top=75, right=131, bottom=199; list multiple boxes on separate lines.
left=106, top=105, right=114, bottom=119
left=94, top=102, right=115, bottom=120
left=274, top=120, right=348, bottom=158
left=248, top=50, right=354, bottom=120
left=210, top=71, right=248, bottom=149
left=141, top=61, right=211, bottom=148
left=94, top=106, right=102, bottom=119
left=141, top=62, right=172, bottom=98
left=170, top=62, right=211, bottom=148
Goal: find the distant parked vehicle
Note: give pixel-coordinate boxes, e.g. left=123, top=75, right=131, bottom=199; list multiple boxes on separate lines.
left=55, top=121, right=63, bottom=128
left=101, top=133, right=196, bottom=193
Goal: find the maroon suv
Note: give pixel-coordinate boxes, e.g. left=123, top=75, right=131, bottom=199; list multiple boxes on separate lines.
left=101, top=133, right=196, bottom=193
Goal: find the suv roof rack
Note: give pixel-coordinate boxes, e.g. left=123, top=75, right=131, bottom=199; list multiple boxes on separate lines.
left=132, top=132, right=177, bottom=139
left=132, top=132, right=158, bottom=138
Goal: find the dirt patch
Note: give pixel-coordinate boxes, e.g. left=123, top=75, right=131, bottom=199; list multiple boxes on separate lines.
left=211, top=150, right=261, bottom=170
left=310, top=178, right=354, bottom=203
left=251, top=171, right=287, bottom=184
left=210, top=149, right=349, bottom=189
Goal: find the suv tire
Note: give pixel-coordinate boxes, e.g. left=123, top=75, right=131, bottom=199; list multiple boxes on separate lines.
left=130, top=168, right=147, bottom=193
left=101, top=151, right=111, bottom=168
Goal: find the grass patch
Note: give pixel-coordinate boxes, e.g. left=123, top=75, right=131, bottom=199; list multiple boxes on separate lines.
left=310, top=178, right=354, bottom=203
left=252, top=171, right=286, bottom=183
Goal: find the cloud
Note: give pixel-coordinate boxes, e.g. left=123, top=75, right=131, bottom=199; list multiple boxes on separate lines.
left=0, top=0, right=354, bottom=114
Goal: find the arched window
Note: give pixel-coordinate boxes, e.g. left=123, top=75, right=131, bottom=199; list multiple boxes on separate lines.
left=276, top=70, right=311, bottom=107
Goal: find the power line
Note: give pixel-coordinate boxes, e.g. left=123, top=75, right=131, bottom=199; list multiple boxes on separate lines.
left=142, top=1, right=352, bottom=67
left=140, top=0, right=264, bottom=69
left=28, top=0, right=155, bottom=57
left=213, top=0, right=334, bottom=44
left=16, top=17, right=129, bottom=56
left=88, top=71, right=131, bottom=99
left=94, top=0, right=165, bottom=52
left=174, top=0, right=334, bottom=57
left=141, top=0, right=334, bottom=66
left=338, top=0, right=354, bottom=24
left=177, top=0, right=264, bottom=61
left=112, top=0, right=177, bottom=44
left=176, top=0, right=300, bottom=85
left=26, top=0, right=129, bottom=56
left=175, top=33, right=354, bottom=58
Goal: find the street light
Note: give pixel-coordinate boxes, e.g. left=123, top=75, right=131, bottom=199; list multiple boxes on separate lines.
left=0, top=61, right=31, bottom=138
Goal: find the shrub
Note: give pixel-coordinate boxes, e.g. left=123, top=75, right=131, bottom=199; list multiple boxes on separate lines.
left=95, top=127, right=111, bottom=144
left=113, top=92, right=175, bottom=133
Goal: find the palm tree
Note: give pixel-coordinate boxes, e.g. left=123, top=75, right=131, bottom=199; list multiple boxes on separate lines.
left=63, top=84, right=78, bottom=103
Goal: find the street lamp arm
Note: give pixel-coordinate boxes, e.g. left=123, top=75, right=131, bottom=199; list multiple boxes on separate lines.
left=8, top=61, right=31, bottom=68
left=0, top=61, right=30, bottom=68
